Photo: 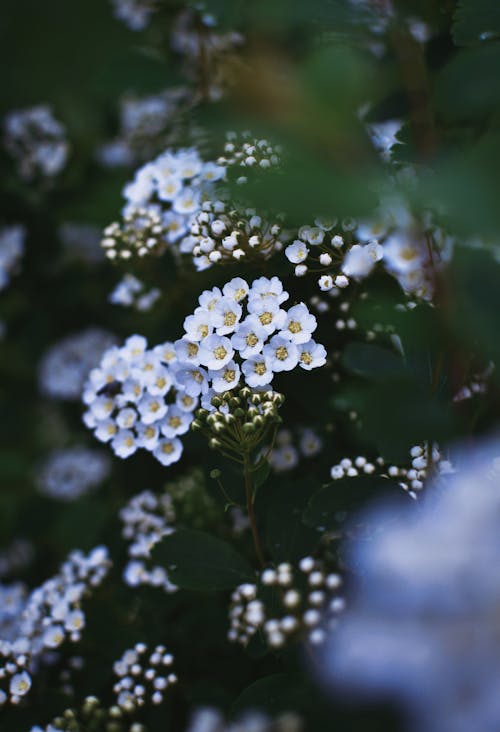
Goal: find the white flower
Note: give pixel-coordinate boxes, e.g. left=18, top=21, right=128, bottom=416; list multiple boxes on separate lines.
left=304, top=227, right=325, bottom=245
left=156, top=176, right=182, bottom=202
left=122, top=334, right=148, bottom=362
left=297, top=340, right=327, bottom=370
left=174, top=338, right=202, bottom=364
left=116, top=408, right=138, bottom=430
left=222, top=277, right=249, bottom=302
left=172, top=187, right=200, bottom=215
left=383, top=233, right=423, bottom=274
left=248, top=276, right=289, bottom=305
left=137, top=394, right=168, bottom=424
left=263, top=335, right=299, bottom=372
left=95, top=418, right=118, bottom=442
left=209, top=361, right=241, bottom=393
left=319, top=252, right=333, bottom=266
left=183, top=308, right=213, bottom=342
left=153, top=438, right=183, bottom=466
left=342, top=244, right=378, bottom=279
left=198, top=334, right=235, bottom=369
left=175, top=392, right=197, bottom=412
left=152, top=341, right=177, bottom=364
left=319, top=275, right=334, bottom=291
left=285, top=240, right=309, bottom=264
left=160, top=407, right=192, bottom=437
left=135, top=423, right=160, bottom=450
left=247, top=298, right=287, bottom=335
left=198, top=286, right=223, bottom=312
left=9, top=671, right=31, bottom=698
left=173, top=363, right=209, bottom=396
left=211, top=297, right=243, bottom=335
left=242, top=355, right=274, bottom=387
left=231, top=316, right=268, bottom=358
left=112, top=430, right=138, bottom=458
left=43, top=624, right=65, bottom=648
left=280, top=303, right=317, bottom=344
left=147, top=366, right=173, bottom=396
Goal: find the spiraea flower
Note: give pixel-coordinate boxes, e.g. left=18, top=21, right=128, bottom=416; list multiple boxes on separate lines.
left=268, top=427, right=323, bottom=473
left=228, top=558, right=344, bottom=649
left=329, top=442, right=455, bottom=499
left=82, top=335, right=198, bottom=466
left=185, top=708, right=303, bottom=732
left=113, top=643, right=177, bottom=711
left=39, top=328, right=118, bottom=401
left=324, top=438, right=500, bottom=732
left=120, top=490, right=177, bottom=593
left=37, top=447, right=111, bottom=502
left=102, top=147, right=225, bottom=262
left=216, top=131, right=283, bottom=173
left=0, top=547, right=110, bottom=706
left=110, top=0, right=158, bottom=31
left=109, top=273, right=161, bottom=312
left=31, top=694, right=146, bottom=732
left=0, top=225, right=25, bottom=291
left=184, top=200, right=284, bottom=271
left=3, top=105, right=68, bottom=181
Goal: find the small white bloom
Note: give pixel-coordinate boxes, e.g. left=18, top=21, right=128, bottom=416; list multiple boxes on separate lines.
left=231, top=316, right=268, bottom=358
left=319, top=274, right=334, bottom=291
left=137, top=394, right=168, bottom=424
left=198, top=334, right=234, bottom=369
left=222, top=277, right=249, bottom=302
left=112, top=430, right=138, bottom=458
left=209, top=360, right=241, bottom=393
left=242, top=355, right=274, bottom=387
left=153, top=438, right=183, bottom=466
left=280, top=303, right=317, bottom=344
left=263, top=335, right=299, bottom=372
left=211, top=297, right=242, bottom=335
left=297, top=340, right=327, bottom=370
left=285, top=240, right=309, bottom=264
left=183, top=308, right=213, bottom=341
left=160, top=406, right=191, bottom=437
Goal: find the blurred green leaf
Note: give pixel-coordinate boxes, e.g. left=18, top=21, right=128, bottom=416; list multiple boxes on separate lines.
left=342, top=342, right=405, bottom=381
left=453, top=0, right=500, bottom=46
left=153, top=528, right=253, bottom=590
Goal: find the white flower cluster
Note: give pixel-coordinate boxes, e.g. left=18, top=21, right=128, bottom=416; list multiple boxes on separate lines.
left=176, top=277, right=326, bottom=406
left=186, top=708, right=303, bottom=732
left=37, top=447, right=111, bottom=502
left=83, top=335, right=198, bottom=466
left=228, top=558, right=344, bottom=649
left=216, top=132, right=282, bottom=174
left=120, top=490, right=177, bottom=593
left=453, top=361, right=494, bottom=403
left=98, top=88, right=191, bottom=168
left=39, top=328, right=118, bottom=401
left=113, top=643, right=177, bottom=710
left=330, top=442, right=455, bottom=499
left=31, top=694, right=146, bottom=732
left=110, top=0, right=157, bottom=31
left=109, top=274, right=161, bottom=312
left=0, top=539, right=33, bottom=580
left=0, top=225, right=25, bottom=291
left=268, top=428, right=323, bottom=473
left=102, top=147, right=225, bottom=261
left=184, top=200, right=284, bottom=271
left=0, top=547, right=110, bottom=706
left=3, top=105, right=68, bottom=181
left=285, top=220, right=382, bottom=291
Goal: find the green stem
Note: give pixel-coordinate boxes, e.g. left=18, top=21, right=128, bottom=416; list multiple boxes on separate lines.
left=244, top=452, right=266, bottom=567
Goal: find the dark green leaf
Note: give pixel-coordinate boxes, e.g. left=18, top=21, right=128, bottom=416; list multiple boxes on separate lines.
left=153, top=529, right=254, bottom=590
left=453, top=0, right=500, bottom=46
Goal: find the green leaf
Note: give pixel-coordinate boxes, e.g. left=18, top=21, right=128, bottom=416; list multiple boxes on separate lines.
left=265, top=479, right=319, bottom=562
left=342, top=342, right=405, bottom=381
left=453, top=0, right=500, bottom=46
left=153, top=529, right=254, bottom=591
left=303, top=476, right=407, bottom=531
left=231, top=674, right=310, bottom=717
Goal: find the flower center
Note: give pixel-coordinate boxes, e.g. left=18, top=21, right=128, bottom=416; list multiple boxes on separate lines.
left=169, top=416, right=181, bottom=428
left=301, top=352, right=312, bottom=365
left=145, top=427, right=155, bottom=438
left=276, top=346, right=288, bottom=360
left=150, top=401, right=160, bottom=412
left=224, top=369, right=236, bottom=382
left=246, top=333, right=259, bottom=347
left=188, top=343, right=199, bottom=357
left=259, top=312, right=273, bottom=325
left=254, top=362, right=266, bottom=375
left=162, top=443, right=174, bottom=454
left=224, top=311, right=237, bottom=326
left=199, top=325, right=209, bottom=338
left=288, top=320, right=302, bottom=334
left=235, top=288, right=246, bottom=301
left=214, top=346, right=227, bottom=360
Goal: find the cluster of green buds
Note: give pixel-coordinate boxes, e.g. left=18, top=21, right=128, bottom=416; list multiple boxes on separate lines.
left=192, top=387, right=285, bottom=462
left=101, top=206, right=166, bottom=261
left=44, top=696, right=144, bottom=732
